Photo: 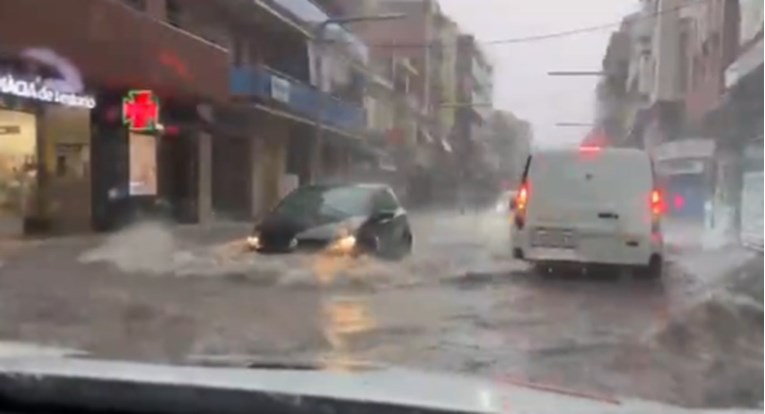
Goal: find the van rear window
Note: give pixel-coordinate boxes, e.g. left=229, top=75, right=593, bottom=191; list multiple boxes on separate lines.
left=528, top=151, right=652, bottom=203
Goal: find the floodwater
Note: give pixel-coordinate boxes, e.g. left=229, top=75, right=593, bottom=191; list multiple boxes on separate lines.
left=0, top=210, right=759, bottom=408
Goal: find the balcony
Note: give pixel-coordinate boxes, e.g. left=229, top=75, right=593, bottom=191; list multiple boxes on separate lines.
left=0, top=0, right=229, bottom=100
left=264, top=0, right=369, bottom=64
left=230, top=65, right=365, bottom=132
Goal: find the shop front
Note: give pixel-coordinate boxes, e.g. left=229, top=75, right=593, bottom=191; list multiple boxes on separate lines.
left=0, top=52, right=97, bottom=236
left=0, top=0, right=229, bottom=232
left=91, top=90, right=211, bottom=230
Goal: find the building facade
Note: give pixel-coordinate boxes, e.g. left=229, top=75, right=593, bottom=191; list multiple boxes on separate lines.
left=0, top=0, right=229, bottom=233
left=215, top=0, right=372, bottom=219
left=603, top=0, right=763, bottom=248
left=454, top=35, right=494, bottom=177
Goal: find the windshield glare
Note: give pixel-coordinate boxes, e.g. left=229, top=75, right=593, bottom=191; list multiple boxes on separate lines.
left=274, top=186, right=372, bottom=219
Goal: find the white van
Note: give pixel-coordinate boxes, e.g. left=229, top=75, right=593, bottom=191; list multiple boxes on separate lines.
left=510, top=146, right=664, bottom=277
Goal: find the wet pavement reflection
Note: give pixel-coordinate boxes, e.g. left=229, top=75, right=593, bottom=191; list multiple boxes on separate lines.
left=319, top=295, right=377, bottom=370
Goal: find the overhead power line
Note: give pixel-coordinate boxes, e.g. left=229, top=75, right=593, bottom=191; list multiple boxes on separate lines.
left=321, top=0, right=709, bottom=49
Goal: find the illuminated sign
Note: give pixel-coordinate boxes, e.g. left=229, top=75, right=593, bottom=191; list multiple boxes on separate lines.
left=123, top=90, right=160, bottom=132
left=0, top=73, right=96, bottom=109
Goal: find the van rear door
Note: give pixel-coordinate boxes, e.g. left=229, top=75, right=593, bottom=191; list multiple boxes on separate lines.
left=525, top=149, right=653, bottom=242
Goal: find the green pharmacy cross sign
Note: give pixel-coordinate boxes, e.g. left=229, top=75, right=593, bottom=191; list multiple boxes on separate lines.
left=122, top=90, right=161, bottom=132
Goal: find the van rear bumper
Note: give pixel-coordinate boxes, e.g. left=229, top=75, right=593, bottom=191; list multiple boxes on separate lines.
left=512, top=228, right=663, bottom=266
left=523, top=247, right=650, bottom=266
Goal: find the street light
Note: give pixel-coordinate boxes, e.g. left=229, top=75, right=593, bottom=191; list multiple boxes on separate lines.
left=311, top=13, right=405, bottom=183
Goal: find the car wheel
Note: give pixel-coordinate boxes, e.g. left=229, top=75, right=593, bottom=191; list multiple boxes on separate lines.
left=401, top=231, right=413, bottom=256
left=383, top=231, right=412, bottom=261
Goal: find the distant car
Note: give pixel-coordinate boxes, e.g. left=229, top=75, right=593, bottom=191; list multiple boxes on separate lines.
left=511, top=146, right=664, bottom=277
left=247, top=183, right=413, bottom=260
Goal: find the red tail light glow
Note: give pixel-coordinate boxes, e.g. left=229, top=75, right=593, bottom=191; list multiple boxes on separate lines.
left=514, top=183, right=530, bottom=229
left=651, top=189, right=665, bottom=216
left=673, top=194, right=685, bottom=211
left=517, top=184, right=529, bottom=211
left=579, top=145, right=601, bottom=153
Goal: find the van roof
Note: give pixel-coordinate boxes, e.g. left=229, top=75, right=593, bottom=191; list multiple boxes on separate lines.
left=531, top=147, right=650, bottom=159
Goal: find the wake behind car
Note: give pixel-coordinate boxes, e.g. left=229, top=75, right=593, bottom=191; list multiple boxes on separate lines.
left=247, top=183, right=413, bottom=260
left=511, top=146, right=664, bottom=277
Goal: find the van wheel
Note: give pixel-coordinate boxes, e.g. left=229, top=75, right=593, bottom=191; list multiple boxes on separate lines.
left=637, top=255, right=663, bottom=279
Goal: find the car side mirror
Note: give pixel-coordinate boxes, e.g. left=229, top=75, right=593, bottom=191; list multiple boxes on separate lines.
left=370, top=210, right=396, bottom=223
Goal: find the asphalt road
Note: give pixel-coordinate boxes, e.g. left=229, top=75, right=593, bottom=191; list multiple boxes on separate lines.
left=0, top=210, right=760, bottom=409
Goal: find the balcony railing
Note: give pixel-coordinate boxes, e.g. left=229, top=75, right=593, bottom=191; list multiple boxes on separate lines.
left=263, top=0, right=369, bottom=64
left=230, top=65, right=365, bottom=132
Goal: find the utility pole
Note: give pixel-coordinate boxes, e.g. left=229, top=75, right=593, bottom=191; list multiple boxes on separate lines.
left=311, top=13, right=404, bottom=184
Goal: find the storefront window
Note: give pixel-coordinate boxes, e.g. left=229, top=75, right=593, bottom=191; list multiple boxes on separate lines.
left=128, top=132, right=157, bottom=196
left=0, top=109, right=37, bottom=235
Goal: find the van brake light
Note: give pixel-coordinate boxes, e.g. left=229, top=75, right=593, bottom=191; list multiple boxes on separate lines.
left=579, top=145, right=601, bottom=153
left=514, top=183, right=529, bottom=229
left=517, top=184, right=529, bottom=210
left=651, top=190, right=665, bottom=216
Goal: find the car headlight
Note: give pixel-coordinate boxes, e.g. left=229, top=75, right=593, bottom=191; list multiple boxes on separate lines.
left=328, top=235, right=356, bottom=253
left=246, top=234, right=261, bottom=250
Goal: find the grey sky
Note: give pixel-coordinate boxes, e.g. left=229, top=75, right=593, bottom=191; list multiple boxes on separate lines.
left=438, top=0, right=638, bottom=147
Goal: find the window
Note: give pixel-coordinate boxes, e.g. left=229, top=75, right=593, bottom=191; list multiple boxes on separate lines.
left=233, top=37, right=246, bottom=66
left=677, top=30, right=689, bottom=93
left=274, top=186, right=375, bottom=219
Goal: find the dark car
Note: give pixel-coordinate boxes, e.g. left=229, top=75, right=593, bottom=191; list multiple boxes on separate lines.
left=247, top=183, right=413, bottom=260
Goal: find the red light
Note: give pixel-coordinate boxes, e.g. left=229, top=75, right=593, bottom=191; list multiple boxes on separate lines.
left=104, top=106, right=121, bottom=122
left=514, top=182, right=530, bottom=230
left=651, top=190, right=665, bottom=216
left=164, top=125, right=180, bottom=136
left=517, top=184, right=529, bottom=208
left=673, top=194, right=685, bottom=210
left=580, top=146, right=601, bottom=153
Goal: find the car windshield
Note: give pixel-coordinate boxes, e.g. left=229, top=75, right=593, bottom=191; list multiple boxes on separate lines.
left=274, top=186, right=373, bottom=219
left=0, top=0, right=761, bottom=412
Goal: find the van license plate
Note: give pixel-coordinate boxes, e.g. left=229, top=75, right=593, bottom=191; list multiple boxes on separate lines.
left=532, top=228, right=577, bottom=249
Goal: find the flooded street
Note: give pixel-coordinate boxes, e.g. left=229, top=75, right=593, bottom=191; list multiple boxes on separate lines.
left=0, top=211, right=760, bottom=408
